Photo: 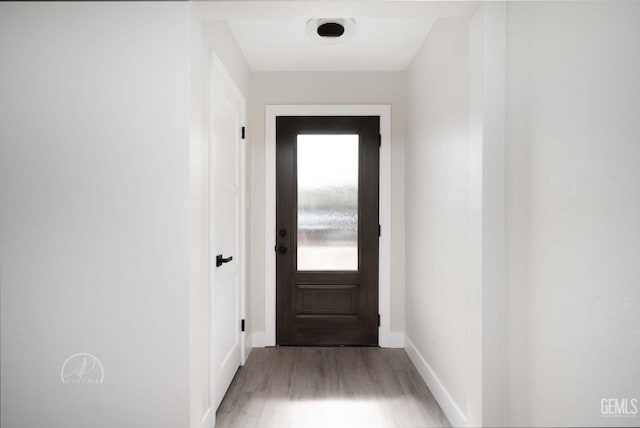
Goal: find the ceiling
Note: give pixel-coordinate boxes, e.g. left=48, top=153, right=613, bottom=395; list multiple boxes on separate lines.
left=228, top=17, right=435, bottom=71
left=197, top=1, right=480, bottom=72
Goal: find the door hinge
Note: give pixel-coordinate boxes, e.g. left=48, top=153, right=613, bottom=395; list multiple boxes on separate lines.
left=378, top=134, right=382, bottom=147
left=241, top=319, right=245, bottom=332
left=241, top=126, right=246, bottom=139
left=378, top=314, right=381, bottom=327
left=378, top=224, right=381, bottom=237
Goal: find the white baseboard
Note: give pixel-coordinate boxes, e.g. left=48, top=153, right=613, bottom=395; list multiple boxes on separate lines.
left=404, top=334, right=468, bottom=428
left=202, top=406, right=215, bottom=428
left=243, top=333, right=253, bottom=364
left=381, top=331, right=405, bottom=348
left=252, top=331, right=266, bottom=348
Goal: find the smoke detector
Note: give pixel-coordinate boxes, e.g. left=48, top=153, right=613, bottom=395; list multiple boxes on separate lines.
left=306, top=18, right=356, bottom=44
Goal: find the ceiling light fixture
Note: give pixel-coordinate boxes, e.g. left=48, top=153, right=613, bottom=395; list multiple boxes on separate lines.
left=306, top=18, right=356, bottom=44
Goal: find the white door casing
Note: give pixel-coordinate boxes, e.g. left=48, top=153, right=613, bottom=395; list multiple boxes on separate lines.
left=264, top=105, right=394, bottom=348
left=210, top=52, right=246, bottom=411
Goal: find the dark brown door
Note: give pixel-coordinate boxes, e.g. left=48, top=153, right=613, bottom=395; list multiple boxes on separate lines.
left=276, top=116, right=380, bottom=346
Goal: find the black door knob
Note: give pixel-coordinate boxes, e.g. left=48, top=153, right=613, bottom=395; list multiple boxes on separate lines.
left=216, top=254, right=233, bottom=267
left=278, top=228, right=287, bottom=237
left=278, top=245, right=287, bottom=255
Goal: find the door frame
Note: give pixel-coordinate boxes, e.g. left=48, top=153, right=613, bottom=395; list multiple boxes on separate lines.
left=264, top=104, right=392, bottom=347
left=208, top=50, right=248, bottom=405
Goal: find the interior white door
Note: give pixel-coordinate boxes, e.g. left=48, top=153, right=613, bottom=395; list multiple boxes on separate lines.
left=210, top=56, right=245, bottom=411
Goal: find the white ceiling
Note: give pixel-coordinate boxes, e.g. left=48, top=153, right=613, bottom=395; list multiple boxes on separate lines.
left=228, top=17, right=436, bottom=71
left=198, top=1, right=480, bottom=72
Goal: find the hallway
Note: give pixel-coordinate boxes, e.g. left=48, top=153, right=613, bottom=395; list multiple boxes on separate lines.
left=2, top=2, right=640, bottom=427
left=216, top=347, right=451, bottom=428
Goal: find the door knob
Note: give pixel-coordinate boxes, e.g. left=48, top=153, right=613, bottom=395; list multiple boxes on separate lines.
left=216, top=254, right=233, bottom=267
left=278, top=245, right=287, bottom=255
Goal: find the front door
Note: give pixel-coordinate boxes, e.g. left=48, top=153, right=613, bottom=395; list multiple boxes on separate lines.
left=276, top=116, right=380, bottom=346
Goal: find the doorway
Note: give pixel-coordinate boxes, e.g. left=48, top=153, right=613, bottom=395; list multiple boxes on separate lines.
left=275, top=116, right=380, bottom=345
left=264, top=105, right=394, bottom=347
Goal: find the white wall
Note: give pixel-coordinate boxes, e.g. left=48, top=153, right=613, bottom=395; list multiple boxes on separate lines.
left=506, top=2, right=640, bottom=426
left=404, top=16, right=471, bottom=427
left=468, top=4, right=506, bottom=427
left=203, top=21, right=251, bottom=98
left=248, top=71, right=406, bottom=340
left=0, top=3, right=191, bottom=427
left=188, top=5, right=209, bottom=428
left=189, top=13, right=251, bottom=428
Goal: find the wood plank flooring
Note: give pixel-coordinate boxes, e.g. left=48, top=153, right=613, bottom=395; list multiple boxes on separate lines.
left=216, top=347, right=451, bottom=428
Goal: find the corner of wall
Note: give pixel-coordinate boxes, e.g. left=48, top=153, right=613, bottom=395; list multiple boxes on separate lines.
left=468, top=3, right=507, bottom=427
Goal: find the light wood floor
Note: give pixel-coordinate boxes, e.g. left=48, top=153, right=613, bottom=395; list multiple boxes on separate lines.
left=216, top=347, right=451, bottom=428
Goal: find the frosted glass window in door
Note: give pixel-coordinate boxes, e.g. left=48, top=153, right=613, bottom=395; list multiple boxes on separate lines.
left=297, top=134, right=359, bottom=271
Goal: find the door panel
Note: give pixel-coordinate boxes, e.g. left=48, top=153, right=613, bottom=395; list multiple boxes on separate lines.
left=211, top=61, right=244, bottom=410
left=276, top=116, right=379, bottom=346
